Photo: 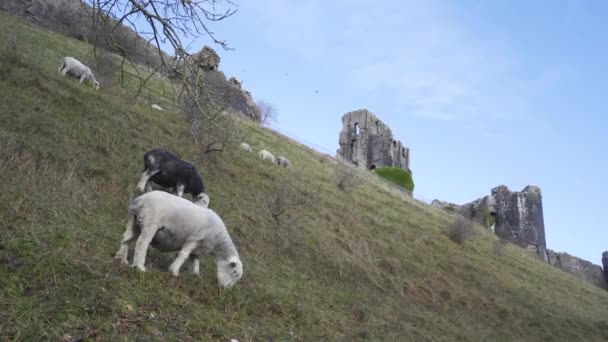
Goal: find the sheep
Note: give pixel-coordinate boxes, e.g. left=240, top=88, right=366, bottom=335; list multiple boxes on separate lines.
left=259, top=149, right=275, bottom=163
left=58, top=57, right=99, bottom=90
left=276, top=156, right=291, bottom=168
left=137, top=148, right=209, bottom=207
left=114, top=191, right=243, bottom=288
left=151, top=104, right=164, bottom=111
left=240, top=142, right=252, bottom=152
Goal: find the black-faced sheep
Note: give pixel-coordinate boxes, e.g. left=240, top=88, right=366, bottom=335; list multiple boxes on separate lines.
left=137, top=148, right=208, bottom=207
left=59, top=57, right=99, bottom=90
left=276, top=156, right=291, bottom=168
left=259, top=149, right=275, bottom=163
left=240, top=142, right=252, bottom=152
left=114, top=191, right=243, bottom=289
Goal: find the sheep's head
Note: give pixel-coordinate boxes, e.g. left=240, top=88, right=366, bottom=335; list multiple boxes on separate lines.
left=193, top=193, right=210, bottom=208
left=93, top=80, right=100, bottom=90
left=217, top=256, right=243, bottom=289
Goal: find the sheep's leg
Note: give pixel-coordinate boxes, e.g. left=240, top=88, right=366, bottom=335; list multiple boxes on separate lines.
left=136, top=169, right=159, bottom=193
left=61, top=67, right=68, bottom=76
left=79, top=74, right=86, bottom=83
left=191, top=256, right=201, bottom=277
left=176, top=184, right=185, bottom=198
left=131, top=224, right=160, bottom=272
left=145, top=183, right=153, bottom=193
left=114, top=215, right=137, bottom=265
left=168, top=241, right=199, bottom=277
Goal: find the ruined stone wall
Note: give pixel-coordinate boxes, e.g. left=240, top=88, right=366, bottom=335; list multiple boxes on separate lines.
left=431, top=195, right=497, bottom=231
left=337, top=109, right=410, bottom=171
left=603, top=252, right=608, bottom=284
left=491, top=185, right=547, bottom=261
left=433, top=186, right=608, bottom=290
left=547, top=251, right=607, bottom=289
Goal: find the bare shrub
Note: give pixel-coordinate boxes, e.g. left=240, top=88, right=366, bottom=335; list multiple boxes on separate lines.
left=266, top=172, right=319, bottom=229
left=334, top=162, right=362, bottom=192
left=445, top=218, right=476, bottom=245
left=0, top=32, right=27, bottom=80
left=254, top=100, right=278, bottom=126
left=183, top=85, right=243, bottom=154
left=493, top=238, right=509, bottom=256
left=94, top=49, right=118, bottom=88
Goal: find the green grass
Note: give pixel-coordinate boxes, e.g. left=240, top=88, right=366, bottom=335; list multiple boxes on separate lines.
left=1, top=11, right=608, bottom=341
left=375, top=166, right=415, bottom=192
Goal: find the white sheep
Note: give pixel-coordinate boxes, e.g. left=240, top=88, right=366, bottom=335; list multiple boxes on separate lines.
left=259, top=149, right=275, bottom=163
left=151, top=104, right=164, bottom=111
left=114, top=191, right=243, bottom=289
left=240, top=142, right=252, bottom=152
left=276, top=156, right=291, bottom=168
left=58, top=57, right=99, bottom=90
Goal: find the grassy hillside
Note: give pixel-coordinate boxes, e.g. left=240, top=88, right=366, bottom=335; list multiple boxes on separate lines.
left=1, top=11, right=608, bottom=341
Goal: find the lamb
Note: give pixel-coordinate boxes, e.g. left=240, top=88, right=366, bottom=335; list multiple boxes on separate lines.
left=276, top=156, right=291, bottom=168
left=151, top=104, right=164, bottom=111
left=240, top=142, right=252, bottom=152
left=259, top=149, right=275, bottom=163
left=137, top=148, right=209, bottom=207
left=58, top=57, right=99, bottom=90
left=114, top=191, right=243, bottom=288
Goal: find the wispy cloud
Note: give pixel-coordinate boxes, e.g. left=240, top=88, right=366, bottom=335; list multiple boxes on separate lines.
left=241, top=0, right=561, bottom=125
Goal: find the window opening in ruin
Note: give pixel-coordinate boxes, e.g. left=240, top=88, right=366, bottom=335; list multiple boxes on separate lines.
left=370, top=164, right=376, bottom=170
left=392, top=140, right=397, bottom=147
left=402, top=147, right=406, bottom=157
left=354, top=122, right=360, bottom=135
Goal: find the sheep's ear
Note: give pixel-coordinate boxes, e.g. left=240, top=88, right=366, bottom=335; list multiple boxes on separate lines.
left=229, top=261, right=237, bottom=268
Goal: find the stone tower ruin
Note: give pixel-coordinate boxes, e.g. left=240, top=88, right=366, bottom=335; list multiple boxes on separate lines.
left=432, top=185, right=547, bottom=260
left=491, top=185, right=548, bottom=261
left=337, top=109, right=411, bottom=172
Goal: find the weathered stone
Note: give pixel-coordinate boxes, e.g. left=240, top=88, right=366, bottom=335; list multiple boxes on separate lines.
left=603, top=251, right=608, bottom=283
left=189, top=46, right=220, bottom=71
left=432, top=195, right=496, bottom=230
left=491, top=185, right=547, bottom=261
left=547, top=250, right=607, bottom=289
left=337, top=109, right=410, bottom=172
left=228, top=77, right=241, bottom=88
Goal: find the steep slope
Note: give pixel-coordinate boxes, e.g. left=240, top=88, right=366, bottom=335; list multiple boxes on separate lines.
left=1, top=12, right=608, bottom=341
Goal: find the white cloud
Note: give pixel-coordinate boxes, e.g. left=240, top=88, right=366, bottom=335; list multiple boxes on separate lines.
left=240, top=0, right=560, bottom=125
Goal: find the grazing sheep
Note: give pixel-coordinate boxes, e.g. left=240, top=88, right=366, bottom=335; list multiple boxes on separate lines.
left=151, top=104, right=164, bottom=111
left=137, top=148, right=208, bottom=207
left=240, top=142, right=252, bottom=152
left=276, top=156, right=291, bottom=168
left=58, top=57, right=99, bottom=90
left=114, top=191, right=243, bottom=288
left=259, top=149, right=275, bottom=163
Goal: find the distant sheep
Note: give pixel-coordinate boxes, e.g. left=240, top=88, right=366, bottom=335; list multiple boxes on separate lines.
left=137, top=148, right=208, bottom=207
left=276, top=156, right=291, bottom=168
left=151, top=104, right=164, bottom=111
left=59, top=57, right=99, bottom=90
left=114, top=191, right=243, bottom=288
left=259, top=149, right=275, bottom=163
left=240, top=142, right=252, bottom=152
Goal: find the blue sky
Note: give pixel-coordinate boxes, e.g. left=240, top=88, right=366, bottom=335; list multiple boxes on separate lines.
left=152, top=1, right=607, bottom=264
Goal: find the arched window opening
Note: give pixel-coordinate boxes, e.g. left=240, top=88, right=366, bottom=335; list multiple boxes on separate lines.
left=354, top=122, right=360, bottom=135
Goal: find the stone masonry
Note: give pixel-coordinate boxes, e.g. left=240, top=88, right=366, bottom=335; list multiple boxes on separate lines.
left=434, top=185, right=608, bottom=290
left=491, top=185, right=548, bottom=261
left=337, top=109, right=410, bottom=172
left=603, top=251, right=608, bottom=283
left=547, top=251, right=607, bottom=289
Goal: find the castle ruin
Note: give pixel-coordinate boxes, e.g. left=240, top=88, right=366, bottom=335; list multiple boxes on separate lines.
left=433, top=186, right=608, bottom=290
left=337, top=109, right=411, bottom=172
